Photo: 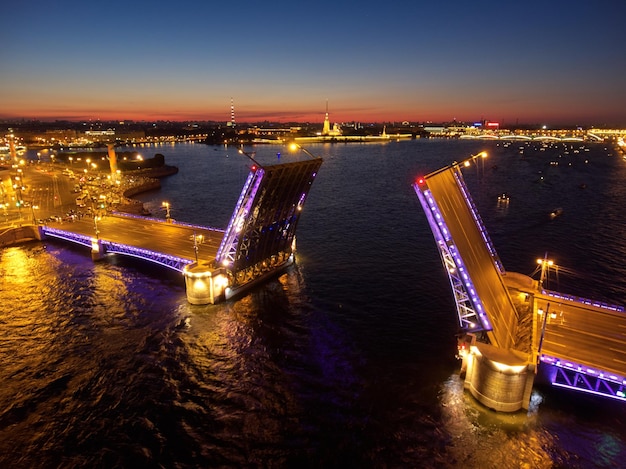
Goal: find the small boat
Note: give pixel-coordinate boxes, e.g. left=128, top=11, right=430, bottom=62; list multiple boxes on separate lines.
left=549, top=208, right=563, bottom=220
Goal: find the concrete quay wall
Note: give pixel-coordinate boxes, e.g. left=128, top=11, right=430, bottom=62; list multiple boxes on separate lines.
left=0, top=225, right=43, bottom=248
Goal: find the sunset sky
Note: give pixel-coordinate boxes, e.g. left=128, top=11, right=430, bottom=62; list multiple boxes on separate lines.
left=1, top=0, right=625, bottom=126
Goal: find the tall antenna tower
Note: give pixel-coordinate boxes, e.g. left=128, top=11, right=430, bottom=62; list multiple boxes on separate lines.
left=230, top=98, right=236, bottom=127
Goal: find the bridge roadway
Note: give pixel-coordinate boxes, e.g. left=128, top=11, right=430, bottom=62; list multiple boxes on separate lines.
left=45, top=214, right=223, bottom=265
left=423, top=166, right=519, bottom=350
left=535, top=292, right=626, bottom=378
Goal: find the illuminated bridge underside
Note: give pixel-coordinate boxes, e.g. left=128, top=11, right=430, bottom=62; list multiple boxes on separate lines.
left=540, top=355, right=626, bottom=402
left=216, top=158, right=322, bottom=288
left=414, top=166, right=519, bottom=350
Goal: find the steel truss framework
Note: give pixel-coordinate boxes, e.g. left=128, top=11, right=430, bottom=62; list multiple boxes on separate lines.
left=42, top=227, right=93, bottom=247
left=104, top=242, right=192, bottom=272
left=413, top=175, right=493, bottom=332
left=217, top=158, right=323, bottom=288
left=541, top=355, right=626, bottom=402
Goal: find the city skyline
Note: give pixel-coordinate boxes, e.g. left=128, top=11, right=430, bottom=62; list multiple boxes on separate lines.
left=2, top=1, right=626, bottom=126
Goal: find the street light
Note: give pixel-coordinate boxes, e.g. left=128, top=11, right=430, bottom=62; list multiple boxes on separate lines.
left=93, top=215, right=101, bottom=239
left=0, top=203, right=8, bottom=224
left=537, top=254, right=554, bottom=289
left=289, top=142, right=320, bottom=159
left=238, top=147, right=259, bottom=167
left=30, top=204, right=39, bottom=224
left=192, top=231, right=203, bottom=262
left=162, top=201, right=171, bottom=222
left=461, top=151, right=487, bottom=166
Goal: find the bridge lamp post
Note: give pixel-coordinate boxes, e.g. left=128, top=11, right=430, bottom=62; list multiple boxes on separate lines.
left=162, top=201, right=171, bottom=223
left=192, top=231, right=204, bottom=262
left=93, top=215, right=101, bottom=239
left=537, top=254, right=554, bottom=289
left=30, top=204, right=39, bottom=224
left=461, top=151, right=488, bottom=176
left=238, top=148, right=258, bottom=166
left=289, top=142, right=320, bottom=160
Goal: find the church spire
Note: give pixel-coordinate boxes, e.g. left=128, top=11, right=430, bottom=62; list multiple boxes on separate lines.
left=322, top=99, right=330, bottom=135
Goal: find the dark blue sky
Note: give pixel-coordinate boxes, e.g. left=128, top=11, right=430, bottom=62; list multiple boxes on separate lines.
left=1, top=0, right=625, bottom=125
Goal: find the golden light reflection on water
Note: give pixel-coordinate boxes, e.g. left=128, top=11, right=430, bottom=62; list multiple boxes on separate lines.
left=439, top=376, right=555, bottom=468
left=1, top=246, right=45, bottom=286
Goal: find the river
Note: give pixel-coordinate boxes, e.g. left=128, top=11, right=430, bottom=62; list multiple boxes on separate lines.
left=1, top=139, right=625, bottom=467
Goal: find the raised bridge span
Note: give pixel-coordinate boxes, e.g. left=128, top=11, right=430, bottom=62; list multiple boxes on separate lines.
left=413, top=153, right=626, bottom=410
left=40, top=156, right=323, bottom=304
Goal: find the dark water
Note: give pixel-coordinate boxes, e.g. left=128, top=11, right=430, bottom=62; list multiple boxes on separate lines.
left=1, top=140, right=625, bottom=468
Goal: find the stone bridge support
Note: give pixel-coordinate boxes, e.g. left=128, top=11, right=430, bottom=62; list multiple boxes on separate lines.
left=460, top=335, right=535, bottom=412
left=183, top=262, right=229, bottom=305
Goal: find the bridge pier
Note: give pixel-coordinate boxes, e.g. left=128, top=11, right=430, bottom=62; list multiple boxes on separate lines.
left=91, top=238, right=106, bottom=261
left=183, top=261, right=229, bottom=305
left=460, top=335, right=535, bottom=412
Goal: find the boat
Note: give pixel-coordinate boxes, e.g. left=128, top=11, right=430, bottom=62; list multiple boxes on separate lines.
left=549, top=208, right=563, bottom=220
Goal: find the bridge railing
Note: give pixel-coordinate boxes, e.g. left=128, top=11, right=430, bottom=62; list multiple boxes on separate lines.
left=414, top=182, right=493, bottom=332
left=111, top=211, right=224, bottom=233
left=542, top=289, right=625, bottom=312
left=540, top=355, right=626, bottom=402
left=42, top=226, right=93, bottom=248
left=103, top=241, right=193, bottom=272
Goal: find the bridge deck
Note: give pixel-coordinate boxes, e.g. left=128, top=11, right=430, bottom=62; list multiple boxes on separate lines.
left=422, top=166, right=519, bottom=350
left=527, top=286, right=626, bottom=380
left=420, top=163, right=626, bottom=397
left=45, top=214, right=223, bottom=264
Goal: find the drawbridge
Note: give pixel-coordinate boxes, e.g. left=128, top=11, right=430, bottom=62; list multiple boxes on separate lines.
left=215, top=157, right=323, bottom=291
left=39, top=152, right=323, bottom=305
left=413, top=153, right=626, bottom=407
left=413, top=157, right=519, bottom=350
left=184, top=155, right=323, bottom=304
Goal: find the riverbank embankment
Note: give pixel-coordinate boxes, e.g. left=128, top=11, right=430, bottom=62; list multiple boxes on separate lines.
left=0, top=165, right=179, bottom=246
left=114, top=165, right=178, bottom=215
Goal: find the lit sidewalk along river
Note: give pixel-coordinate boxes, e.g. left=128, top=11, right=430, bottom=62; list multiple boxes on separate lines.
left=413, top=151, right=626, bottom=410
left=41, top=148, right=323, bottom=305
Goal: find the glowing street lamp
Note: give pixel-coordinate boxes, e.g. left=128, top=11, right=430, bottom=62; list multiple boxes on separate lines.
left=459, top=151, right=487, bottom=168
left=93, top=215, right=101, bottom=239
left=238, top=147, right=258, bottom=165
left=0, top=203, right=8, bottom=224
left=30, top=204, right=39, bottom=224
left=289, top=142, right=320, bottom=159
left=537, top=254, right=554, bottom=289
left=162, top=201, right=171, bottom=222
